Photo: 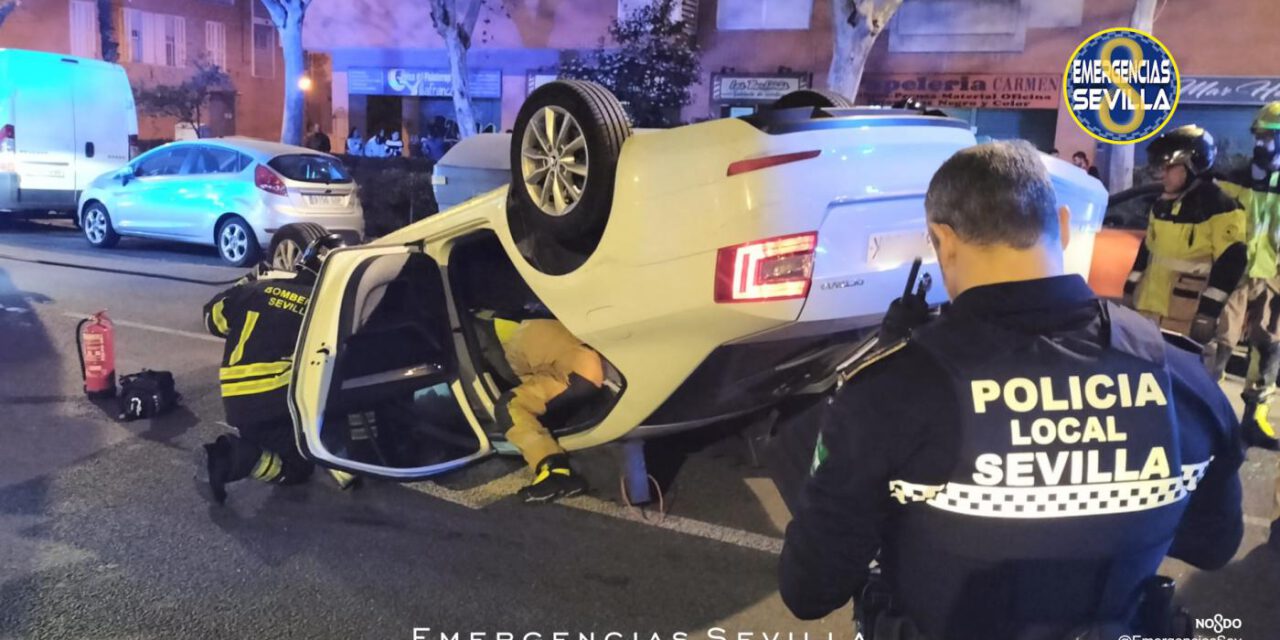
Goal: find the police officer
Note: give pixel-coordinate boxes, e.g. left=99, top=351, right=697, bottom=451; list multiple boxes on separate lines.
left=779, top=141, right=1244, bottom=639
left=474, top=313, right=604, bottom=503
left=197, top=234, right=356, bottom=504
left=1216, top=102, right=1280, bottom=450
left=1124, top=126, right=1246, bottom=355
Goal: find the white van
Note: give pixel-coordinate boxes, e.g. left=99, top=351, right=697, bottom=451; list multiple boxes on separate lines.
left=0, top=49, right=138, bottom=215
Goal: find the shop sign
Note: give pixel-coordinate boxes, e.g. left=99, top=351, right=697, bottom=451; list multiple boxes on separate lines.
left=712, top=73, right=810, bottom=104
left=1180, top=76, right=1280, bottom=105
left=348, top=67, right=502, bottom=99
left=859, top=73, right=1060, bottom=109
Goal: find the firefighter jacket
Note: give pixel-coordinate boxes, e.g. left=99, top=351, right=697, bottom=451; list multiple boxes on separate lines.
left=501, top=319, right=602, bottom=384
left=203, top=272, right=314, bottom=427
left=1126, top=180, right=1246, bottom=320
left=1219, top=167, right=1280, bottom=280
left=778, top=276, right=1244, bottom=640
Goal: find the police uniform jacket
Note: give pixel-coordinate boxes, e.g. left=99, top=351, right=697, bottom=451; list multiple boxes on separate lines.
left=778, top=275, right=1244, bottom=639
left=203, top=272, right=314, bottom=427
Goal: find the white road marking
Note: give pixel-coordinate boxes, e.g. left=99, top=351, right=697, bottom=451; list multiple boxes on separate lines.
left=406, top=470, right=529, bottom=510
left=61, top=311, right=223, bottom=344
left=408, top=469, right=786, bottom=555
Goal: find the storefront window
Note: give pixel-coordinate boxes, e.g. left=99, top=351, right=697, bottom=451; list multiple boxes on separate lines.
left=717, top=0, right=812, bottom=30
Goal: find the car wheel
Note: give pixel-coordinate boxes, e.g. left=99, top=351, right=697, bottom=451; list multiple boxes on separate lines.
left=509, top=80, right=631, bottom=255
left=216, top=216, right=260, bottom=268
left=269, top=222, right=330, bottom=272
left=772, top=89, right=854, bottom=111
left=82, top=203, right=120, bottom=248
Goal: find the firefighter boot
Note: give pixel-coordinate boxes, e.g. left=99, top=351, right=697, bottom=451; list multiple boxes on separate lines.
left=328, top=468, right=362, bottom=491
left=1242, top=401, right=1280, bottom=451
left=194, top=437, right=233, bottom=505
left=517, top=454, right=587, bottom=504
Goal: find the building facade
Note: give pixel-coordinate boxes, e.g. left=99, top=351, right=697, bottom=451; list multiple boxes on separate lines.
left=306, top=0, right=1280, bottom=174
left=0, top=0, right=285, bottom=142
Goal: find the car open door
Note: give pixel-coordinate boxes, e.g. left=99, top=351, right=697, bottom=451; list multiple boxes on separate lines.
left=290, top=244, right=492, bottom=480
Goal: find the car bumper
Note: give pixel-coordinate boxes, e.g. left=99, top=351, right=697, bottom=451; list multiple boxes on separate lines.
left=256, top=205, right=366, bottom=246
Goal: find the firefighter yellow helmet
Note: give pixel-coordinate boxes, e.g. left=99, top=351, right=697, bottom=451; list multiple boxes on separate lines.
left=1252, top=102, right=1280, bottom=135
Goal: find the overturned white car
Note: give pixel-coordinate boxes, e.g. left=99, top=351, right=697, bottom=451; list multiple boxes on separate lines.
left=288, top=81, right=1107, bottom=482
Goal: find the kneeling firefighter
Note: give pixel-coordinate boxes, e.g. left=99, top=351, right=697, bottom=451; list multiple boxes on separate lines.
left=475, top=313, right=604, bottom=503
left=1124, top=125, right=1247, bottom=355
left=198, top=234, right=358, bottom=504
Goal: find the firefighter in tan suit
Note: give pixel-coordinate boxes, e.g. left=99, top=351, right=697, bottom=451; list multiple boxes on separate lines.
left=1123, top=126, right=1247, bottom=352
left=481, top=316, right=604, bottom=503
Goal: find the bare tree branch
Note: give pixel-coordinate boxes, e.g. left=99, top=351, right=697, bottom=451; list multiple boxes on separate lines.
left=258, top=0, right=289, bottom=28
left=462, top=0, right=485, bottom=36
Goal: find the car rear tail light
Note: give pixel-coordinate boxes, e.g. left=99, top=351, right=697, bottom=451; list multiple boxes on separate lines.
left=0, top=124, right=15, bottom=154
left=128, top=134, right=139, bottom=160
left=726, top=150, right=820, bottom=177
left=255, top=164, right=288, bottom=196
left=714, top=232, right=817, bottom=303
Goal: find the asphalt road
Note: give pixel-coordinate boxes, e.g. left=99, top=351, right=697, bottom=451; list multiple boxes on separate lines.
left=1, top=218, right=1279, bottom=639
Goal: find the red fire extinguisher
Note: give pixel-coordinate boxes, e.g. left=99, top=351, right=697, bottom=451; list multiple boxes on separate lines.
left=77, top=310, right=117, bottom=398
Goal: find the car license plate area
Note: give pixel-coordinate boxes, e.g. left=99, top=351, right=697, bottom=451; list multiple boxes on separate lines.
left=304, top=194, right=344, bottom=206
left=867, top=230, right=935, bottom=269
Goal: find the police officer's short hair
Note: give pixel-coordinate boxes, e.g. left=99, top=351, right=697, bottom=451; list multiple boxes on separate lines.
left=925, top=140, right=1059, bottom=249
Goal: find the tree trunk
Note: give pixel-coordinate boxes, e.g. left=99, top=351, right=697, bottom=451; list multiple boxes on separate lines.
left=1107, top=0, right=1159, bottom=193
left=827, top=0, right=902, bottom=101
left=444, top=27, right=477, bottom=140
left=97, top=0, right=119, bottom=63
left=280, top=18, right=306, bottom=145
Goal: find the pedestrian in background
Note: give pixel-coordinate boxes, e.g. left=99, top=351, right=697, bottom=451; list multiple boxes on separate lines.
left=363, top=129, right=386, bottom=158
left=385, top=130, right=404, bottom=157
left=1073, top=150, right=1102, bottom=179
left=780, top=140, right=1243, bottom=639
left=345, top=127, right=363, bottom=156
left=304, top=122, right=331, bottom=153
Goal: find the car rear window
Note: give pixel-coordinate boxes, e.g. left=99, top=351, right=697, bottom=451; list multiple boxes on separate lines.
left=268, top=154, right=352, bottom=183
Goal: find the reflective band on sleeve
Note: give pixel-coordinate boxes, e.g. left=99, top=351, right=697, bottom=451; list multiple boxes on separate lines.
left=219, top=361, right=292, bottom=381
left=1151, top=256, right=1212, bottom=276
left=210, top=299, right=229, bottom=335
left=1127, top=271, right=1143, bottom=283
left=1202, top=287, right=1231, bottom=303
left=888, top=459, right=1212, bottom=519
left=221, top=370, right=291, bottom=397
left=227, top=311, right=259, bottom=366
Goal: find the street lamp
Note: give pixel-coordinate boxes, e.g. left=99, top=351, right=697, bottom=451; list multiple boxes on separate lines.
left=297, top=76, right=313, bottom=92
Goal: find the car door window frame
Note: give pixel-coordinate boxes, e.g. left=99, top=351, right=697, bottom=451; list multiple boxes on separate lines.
left=291, top=244, right=493, bottom=480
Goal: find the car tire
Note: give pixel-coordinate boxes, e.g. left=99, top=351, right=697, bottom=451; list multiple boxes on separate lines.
left=82, top=203, right=120, bottom=248
left=216, top=216, right=260, bottom=268
left=772, top=89, right=854, bottom=111
left=508, top=80, right=631, bottom=257
left=269, top=222, right=330, bottom=272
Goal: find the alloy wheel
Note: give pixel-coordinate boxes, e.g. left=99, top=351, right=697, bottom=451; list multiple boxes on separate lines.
left=85, top=209, right=106, bottom=244
left=272, top=238, right=301, bottom=271
left=220, top=224, right=249, bottom=263
left=519, top=105, right=589, bottom=217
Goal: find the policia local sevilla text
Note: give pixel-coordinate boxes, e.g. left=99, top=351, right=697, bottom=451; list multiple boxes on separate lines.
left=968, top=372, right=1172, bottom=487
